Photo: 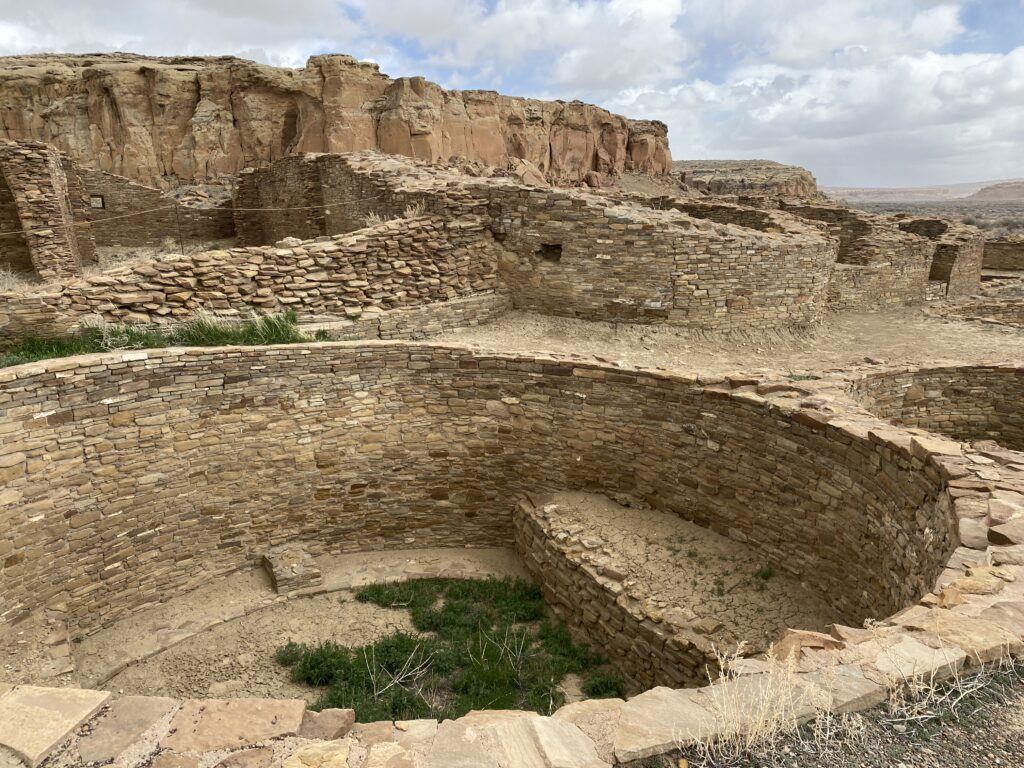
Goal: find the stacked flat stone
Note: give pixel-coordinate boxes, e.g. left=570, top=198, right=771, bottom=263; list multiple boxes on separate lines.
left=1, top=348, right=1024, bottom=766
left=0, top=141, right=96, bottom=280
left=984, top=235, right=1024, bottom=271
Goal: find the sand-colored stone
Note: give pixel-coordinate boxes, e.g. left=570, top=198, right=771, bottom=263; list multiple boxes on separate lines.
left=0, top=54, right=669, bottom=187
left=0, top=686, right=109, bottom=767
left=613, top=687, right=718, bottom=762
left=299, top=708, right=356, bottom=740
left=77, top=695, right=177, bottom=763
left=161, top=698, right=305, bottom=752
left=283, top=740, right=353, bottom=768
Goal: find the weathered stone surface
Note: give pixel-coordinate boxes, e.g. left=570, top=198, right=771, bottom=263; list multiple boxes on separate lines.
left=0, top=54, right=670, bottom=187
left=161, top=698, right=305, bottom=752
left=214, top=747, right=275, bottom=768
left=674, top=159, right=820, bottom=198
left=0, top=686, right=110, bottom=767
left=152, top=754, right=201, bottom=768
left=613, top=687, right=717, bottom=762
left=898, top=611, right=1024, bottom=663
left=859, top=635, right=967, bottom=682
left=77, top=695, right=177, bottom=764
left=552, top=699, right=624, bottom=764
left=299, top=708, right=355, bottom=740
left=801, top=664, right=886, bottom=714
left=990, top=518, right=1024, bottom=545
left=283, top=740, right=353, bottom=768
left=263, top=544, right=323, bottom=594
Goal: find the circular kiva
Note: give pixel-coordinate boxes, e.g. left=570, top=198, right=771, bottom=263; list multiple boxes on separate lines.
left=1, top=345, right=1023, bottom=765
left=849, top=363, right=1024, bottom=452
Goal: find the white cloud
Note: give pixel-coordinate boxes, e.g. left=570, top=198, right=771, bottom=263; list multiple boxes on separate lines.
left=0, top=0, right=1020, bottom=185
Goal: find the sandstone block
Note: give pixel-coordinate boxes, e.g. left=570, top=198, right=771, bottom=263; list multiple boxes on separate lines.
left=161, top=698, right=305, bottom=752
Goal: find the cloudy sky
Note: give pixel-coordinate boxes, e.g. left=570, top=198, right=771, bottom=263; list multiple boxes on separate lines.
left=1, top=0, right=1022, bottom=186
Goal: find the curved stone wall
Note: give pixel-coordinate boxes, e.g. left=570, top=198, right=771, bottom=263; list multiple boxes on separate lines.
left=0, top=344, right=955, bottom=647
left=851, top=364, right=1024, bottom=451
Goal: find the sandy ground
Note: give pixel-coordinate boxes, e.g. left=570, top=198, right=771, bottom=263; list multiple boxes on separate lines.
left=65, top=548, right=528, bottom=703
left=545, top=493, right=837, bottom=654
left=440, top=307, right=1023, bottom=376
left=104, top=589, right=414, bottom=702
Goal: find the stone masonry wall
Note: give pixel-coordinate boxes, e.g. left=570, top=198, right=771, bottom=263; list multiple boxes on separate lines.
left=780, top=201, right=934, bottom=308
left=0, top=345, right=954, bottom=643
left=484, top=187, right=836, bottom=329
left=0, top=215, right=501, bottom=338
left=897, top=218, right=983, bottom=298
left=984, top=237, right=1024, bottom=271
left=79, top=168, right=235, bottom=249
left=851, top=365, right=1024, bottom=451
left=0, top=141, right=95, bottom=280
left=514, top=497, right=719, bottom=689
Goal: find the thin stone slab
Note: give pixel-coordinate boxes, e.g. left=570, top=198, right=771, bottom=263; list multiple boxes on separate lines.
left=860, top=635, right=967, bottom=682
left=0, top=686, right=110, bottom=767
left=298, top=708, right=355, bottom=740
left=800, top=664, right=886, bottom=714
left=424, top=713, right=608, bottom=768
left=161, top=698, right=305, bottom=752
left=77, top=695, right=177, bottom=763
left=283, top=739, right=354, bottom=768
left=898, top=611, right=1024, bottom=663
left=613, top=687, right=718, bottom=762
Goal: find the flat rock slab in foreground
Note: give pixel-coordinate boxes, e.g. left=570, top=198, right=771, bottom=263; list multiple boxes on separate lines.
left=161, top=697, right=306, bottom=752
left=0, top=686, right=110, bottom=766
left=78, top=694, right=178, bottom=763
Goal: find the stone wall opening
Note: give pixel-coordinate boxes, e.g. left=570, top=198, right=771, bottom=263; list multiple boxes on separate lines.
left=0, top=171, right=32, bottom=275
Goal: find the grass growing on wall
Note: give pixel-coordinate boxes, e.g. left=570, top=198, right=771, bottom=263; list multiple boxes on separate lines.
left=0, top=311, right=328, bottom=368
left=275, top=577, right=626, bottom=722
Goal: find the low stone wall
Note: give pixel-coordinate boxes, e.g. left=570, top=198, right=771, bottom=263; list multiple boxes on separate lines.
left=0, top=215, right=502, bottom=339
left=514, top=497, right=719, bottom=688
left=984, top=237, right=1024, bottom=271
left=79, top=168, right=235, bottom=249
left=850, top=364, right=1024, bottom=451
left=0, top=345, right=954, bottom=648
left=934, top=298, right=1024, bottom=328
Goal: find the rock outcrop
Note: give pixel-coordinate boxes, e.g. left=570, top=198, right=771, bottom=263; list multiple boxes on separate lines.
left=0, top=53, right=671, bottom=187
left=674, top=159, right=820, bottom=198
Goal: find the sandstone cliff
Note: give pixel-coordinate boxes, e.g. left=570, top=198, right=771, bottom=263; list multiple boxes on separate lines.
left=674, top=159, right=820, bottom=198
left=0, top=53, right=671, bottom=188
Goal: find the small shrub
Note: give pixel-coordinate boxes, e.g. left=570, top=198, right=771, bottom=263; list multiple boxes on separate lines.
left=582, top=668, right=626, bottom=698
left=753, top=562, right=776, bottom=581
left=281, top=577, right=617, bottom=721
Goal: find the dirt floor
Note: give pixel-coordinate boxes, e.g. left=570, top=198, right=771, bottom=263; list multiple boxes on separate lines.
left=440, top=306, right=1023, bottom=377
left=543, top=493, right=837, bottom=653
left=104, top=589, right=415, bottom=702
left=66, top=548, right=528, bottom=703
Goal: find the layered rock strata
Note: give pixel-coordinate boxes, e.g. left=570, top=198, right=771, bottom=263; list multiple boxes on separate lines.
left=0, top=53, right=671, bottom=187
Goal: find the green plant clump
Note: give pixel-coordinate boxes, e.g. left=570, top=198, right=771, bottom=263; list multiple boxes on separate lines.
left=0, top=310, right=329, bottom=368
left=275, top=577, right=626, bottom=722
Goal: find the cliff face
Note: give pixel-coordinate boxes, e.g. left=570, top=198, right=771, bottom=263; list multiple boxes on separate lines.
left=673, top=159, right=820, bottom=199
left=0, top=53, right=671, bottom=188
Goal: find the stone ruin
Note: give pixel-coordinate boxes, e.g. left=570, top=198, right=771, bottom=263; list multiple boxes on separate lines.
left=0, top=145, right=1001, bottom=342
left=0, top=122, right=1023, bottom=766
